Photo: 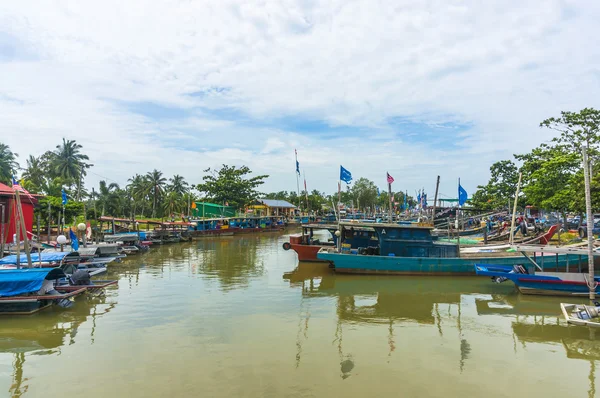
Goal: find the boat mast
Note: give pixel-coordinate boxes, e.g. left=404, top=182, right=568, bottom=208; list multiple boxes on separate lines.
left=432, top=175, right=440, bottom=225
left=582, top=147, right=595, bottom=301
left=509, top=172, right=522, bottom=246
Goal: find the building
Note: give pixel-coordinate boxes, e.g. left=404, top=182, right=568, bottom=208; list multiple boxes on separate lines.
left=0, top=182, right=37, bottom=244
left=191, top=202, right=237, bottom=218
left=248, top=199, right=297, bottom=217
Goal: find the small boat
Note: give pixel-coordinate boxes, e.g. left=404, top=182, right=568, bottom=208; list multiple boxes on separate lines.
left=0, top=268, right=87, bottom=315
left=560, top=302, right=600, bottom=327
left=475, top=245, right=600, bottom=296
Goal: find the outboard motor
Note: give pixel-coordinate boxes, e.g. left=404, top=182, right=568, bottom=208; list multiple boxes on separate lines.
left=492, top=264, right=528, bottom=284
left=573, top=303, right=600, bottom=320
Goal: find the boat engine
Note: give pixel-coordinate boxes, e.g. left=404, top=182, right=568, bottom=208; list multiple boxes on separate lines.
left=573, top=303, right=600, bottom=320
left=492, top=265, right=528, bottom=284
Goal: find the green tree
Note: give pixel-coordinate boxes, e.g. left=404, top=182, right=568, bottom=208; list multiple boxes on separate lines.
left=97, top=180, right=121, bottom=216
left=168, top=174, right=189, bottom=196
left=0, top=143, right=18, bottom=184
left=51, top=138, right=92, bottom=200
left=351, top=177, right=378, bottom=211
left=196, top=165, right=268, bottom=209
left=541, top=107, right=600, bottom=153
left=146, top=169, right=167, bottom=218
left=470, top=160, right=519, bottom=211
left=21, top=155, right=48, bottom=193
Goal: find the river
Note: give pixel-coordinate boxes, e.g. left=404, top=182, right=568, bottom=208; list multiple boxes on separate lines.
left=1, top=230, right=598, bottom=397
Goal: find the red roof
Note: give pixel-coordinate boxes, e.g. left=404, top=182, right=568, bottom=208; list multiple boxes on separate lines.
left=0, top=182, right=39, bottom=204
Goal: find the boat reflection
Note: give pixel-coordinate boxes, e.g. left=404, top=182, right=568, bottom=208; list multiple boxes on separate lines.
left=284, top=262, right=599, bottom=389
left=0, top=297, right=116, bottom=398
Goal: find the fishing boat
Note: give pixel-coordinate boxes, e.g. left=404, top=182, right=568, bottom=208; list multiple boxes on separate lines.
left=104, top=232, right=151, bottom=253
left=474, top=245, right=600, bottom=296
left=283, top=223, right=377, bottom=262
left=560, top=302, right=600, bottom=327
left=316, top=223, right=585, bottom=275
left=189, top=218, right=237, bottom=237
left=0, top=251, right=109, bottom=277
left=0, top=268, right=87, bottom=314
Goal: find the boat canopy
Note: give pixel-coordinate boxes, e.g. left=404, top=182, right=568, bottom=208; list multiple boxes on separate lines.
left=0, top=268, right=66, bottom=297
left=0, top=252, right=75, bottom=265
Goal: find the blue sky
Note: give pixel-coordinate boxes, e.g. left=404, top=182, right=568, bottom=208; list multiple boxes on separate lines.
left=0, top=0, right=599, bottom=199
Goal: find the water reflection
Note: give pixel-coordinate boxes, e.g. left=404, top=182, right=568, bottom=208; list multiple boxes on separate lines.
left=1, top=296, right=116, bottom=397
left=284, top=261, right=599, bottom=389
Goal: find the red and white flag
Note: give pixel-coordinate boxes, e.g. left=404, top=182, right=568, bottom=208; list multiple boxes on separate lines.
left=387, top=172, right=395, bottom=184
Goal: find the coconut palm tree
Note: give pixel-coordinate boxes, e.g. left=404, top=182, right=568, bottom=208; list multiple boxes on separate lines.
left=146, top=169, right=166, bottom=218
left=168, top=174, right=189, bottom=196
left=97, top=180, right=120, bottom=216
left=21, top=155, right=47, bottom=193
left=127, top=174, right=148, bottom=218
left=52, top=138, right=92, bottom=200
left=0, top=143, right=18, bottom=184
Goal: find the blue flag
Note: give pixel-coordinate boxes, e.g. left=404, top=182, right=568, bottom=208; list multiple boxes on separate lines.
left=69, top=229, right=79, bottom=251
left=62, top=188, right=68, bottom=205
left=403, top=191, right=408, bottom=210
left=296, top=160, right=300, bottom=175
left=377, top=187, right=380, bottom=197
left=340, top=165, right=352, bottom=184
left=458, top=180, right=468, bottom=206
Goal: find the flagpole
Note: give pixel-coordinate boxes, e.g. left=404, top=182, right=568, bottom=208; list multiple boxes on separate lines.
left=457, top=179, right=461, bottom=250
left=337, top=176, right=342, bottom=253
left=388, top=176, right=393, bottom=223
left=303, top=171, right=309, bottom=212
left=295, top=150, right=301, bottom=213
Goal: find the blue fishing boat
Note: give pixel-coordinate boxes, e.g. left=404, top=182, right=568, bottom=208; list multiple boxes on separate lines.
left=317, top=223, right=586, bottom=275
left=474, top=245, right=600, bottom=296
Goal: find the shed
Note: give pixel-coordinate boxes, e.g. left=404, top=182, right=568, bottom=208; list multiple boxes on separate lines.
left=249, top=199, right=297, bottom=217
left=0, top=182, right=38, bottom=244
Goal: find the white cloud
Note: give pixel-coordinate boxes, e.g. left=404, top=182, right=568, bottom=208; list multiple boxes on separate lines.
left=0, top=0, right=599, bottom=198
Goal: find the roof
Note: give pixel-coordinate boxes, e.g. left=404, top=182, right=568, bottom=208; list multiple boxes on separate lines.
left=194, top=202, right=235, bottom=208
left=0, top=252, right=75, bottom=265
left=257, top=199, right=297, bottom=208
left=0, top=182, right=38, bottom=204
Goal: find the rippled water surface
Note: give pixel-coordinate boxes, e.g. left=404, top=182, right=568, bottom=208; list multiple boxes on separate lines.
left=1, top=231, right=599, bottom=397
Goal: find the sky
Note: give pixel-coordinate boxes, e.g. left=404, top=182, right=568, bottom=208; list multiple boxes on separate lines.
left=1, top=0, right=599, bottom=201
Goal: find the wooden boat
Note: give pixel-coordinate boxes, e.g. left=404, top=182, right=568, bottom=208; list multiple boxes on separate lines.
left=0, top=268, right=85, bottom=315
left=283, top=224, right=377, bottom=262
left=317, top=223, right=586, bottom=276
left=560, top=303, right=600, bottom=327
left=474, top=245, right=600, bottom=296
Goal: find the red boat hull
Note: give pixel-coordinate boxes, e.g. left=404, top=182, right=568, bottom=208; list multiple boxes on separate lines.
left=290, top=244, right=327, bottom=262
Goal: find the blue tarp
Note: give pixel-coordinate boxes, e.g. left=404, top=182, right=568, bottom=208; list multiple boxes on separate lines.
left=0, top=252, right=71, bottom=266
left=0, top=268, right=65, bottom=297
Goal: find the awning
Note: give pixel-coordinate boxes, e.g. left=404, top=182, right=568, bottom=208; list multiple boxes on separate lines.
left=0, top=252, right=73, bottom=265
left=0, top=268, right=66, bottom=297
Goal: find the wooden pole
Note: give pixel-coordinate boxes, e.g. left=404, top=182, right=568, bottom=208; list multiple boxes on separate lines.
left=15, top=202, right=20, bottom=267
left=509, top=172, right=523, bottom=245
left=47, top=200, right=51, bottom=243
left=14, top=190, right=32, bottom=268
left=583, top=147, right=595, bottom=301
left=338, top=181, right=342, bottom=253
left=432, top=175, right=440, bottom=225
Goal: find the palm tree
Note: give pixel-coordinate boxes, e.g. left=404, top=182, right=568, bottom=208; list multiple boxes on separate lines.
left=0, top=143, right=18, bottom=184
left=127, top=174, right=147, bottom=218
left=146, top=169, right=166, bottom=218
left=98, top=180, right=120, bottom=216
left=168, top=174, right=189, bottom=196
left=22, top=155, right=47, bottom=193
left=52, top=138, right=92, bottom=200
left=162, top=191, right=184, bottom=218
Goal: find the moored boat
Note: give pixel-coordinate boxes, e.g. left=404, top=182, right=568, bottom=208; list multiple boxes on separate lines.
left=317, top=223, right=586, bottom=276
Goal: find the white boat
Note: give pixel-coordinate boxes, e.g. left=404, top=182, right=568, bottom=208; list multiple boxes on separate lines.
left=560, top=302, right=600, bottom=328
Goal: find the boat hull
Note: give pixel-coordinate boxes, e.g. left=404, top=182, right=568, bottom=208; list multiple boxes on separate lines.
left=318, top=251, right=585, bottom=276
left=291, top=244, right=328, bottom=262
left=475, top=265, right=598, bottom=297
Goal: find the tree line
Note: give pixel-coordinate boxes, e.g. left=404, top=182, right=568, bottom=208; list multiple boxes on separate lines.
left=470, top=108, right=600, bottom=224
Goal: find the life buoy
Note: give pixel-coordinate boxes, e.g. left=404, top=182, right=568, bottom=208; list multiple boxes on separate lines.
left=282, top=242, right=292, bottom=251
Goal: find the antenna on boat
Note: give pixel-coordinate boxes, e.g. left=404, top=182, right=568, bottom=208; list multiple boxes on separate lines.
left=509, top=172, right=523, bottom=246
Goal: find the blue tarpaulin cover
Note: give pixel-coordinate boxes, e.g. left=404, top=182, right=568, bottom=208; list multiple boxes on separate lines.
left=0, top=268, right=65, bottom=297
left=0, top=252, right=71, bottom=266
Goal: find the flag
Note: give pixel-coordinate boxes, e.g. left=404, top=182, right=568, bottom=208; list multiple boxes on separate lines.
left=417, top=191, right=421, bottom=204
left=296, top=160, right=300, bottom=175
left=377, top=187, right=380, bottom=197
left=86, top=222, right=92, bottom=240
left=423, top=193, right=428, bottom=209
left=62, top=188, right=68, bottom=205
left=340, top=165, right=352, bottom=184
left=69, top=229, right=79, bottom=251
left=458, top=180, right=468, bottom=206
left=387, top=172, right=394, bottom=184
left=191, top=202, right=197, bottom=209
